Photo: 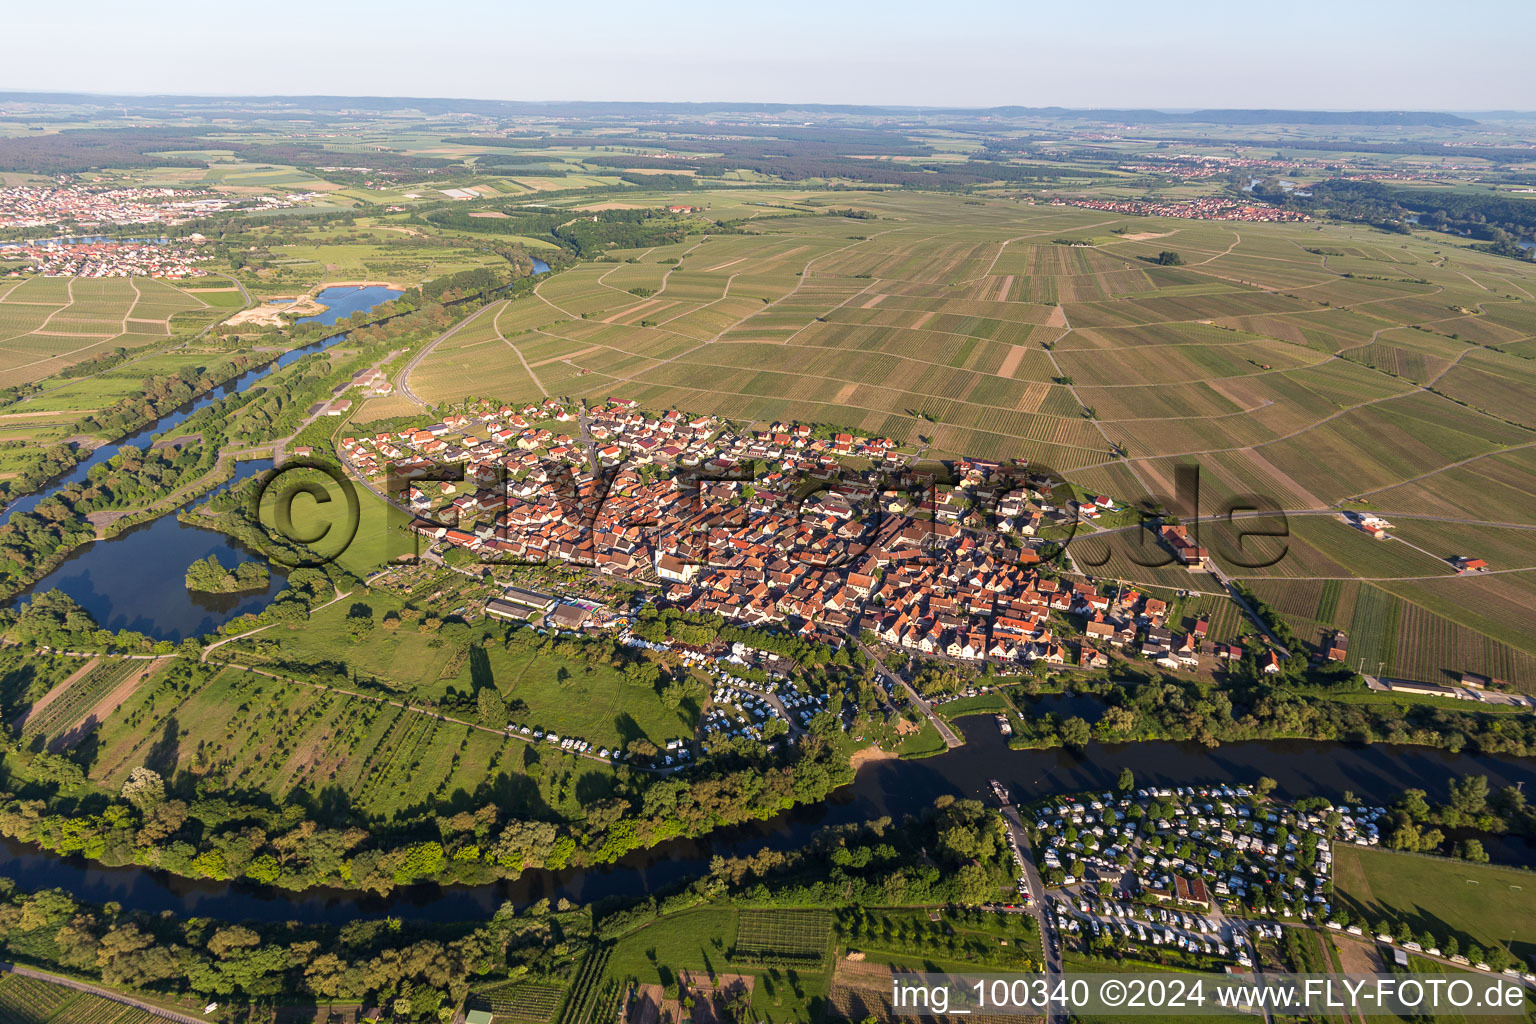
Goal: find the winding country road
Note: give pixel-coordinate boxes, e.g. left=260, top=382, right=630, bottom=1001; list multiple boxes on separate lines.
left=395, top=301, right=503, bottom=407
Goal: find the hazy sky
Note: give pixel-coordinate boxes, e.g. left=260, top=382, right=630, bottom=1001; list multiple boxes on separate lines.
left=6, top=0, right=1532, bottom=110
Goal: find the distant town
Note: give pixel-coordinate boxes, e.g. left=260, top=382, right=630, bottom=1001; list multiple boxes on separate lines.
left=0, top=237, right=210, bottom=277
left=0, top=184, right=317, bottom=230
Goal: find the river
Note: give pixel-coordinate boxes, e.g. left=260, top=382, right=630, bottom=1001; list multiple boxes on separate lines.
left=4, top=286, right=401, bottom=523
left=2, top=722, right=1532, bottom=924
left=5, top=264, right=556, bottom=637
left=4, top=286, right=402, bottom=635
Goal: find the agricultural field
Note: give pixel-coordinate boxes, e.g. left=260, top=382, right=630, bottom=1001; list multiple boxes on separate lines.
left=603, top=905, right=834, bottom=1024
left=84, top=661, right=618, bottom=821
left=394, top=188, right=1536, bottom=687
left=0, top=276, right=220, bottom=388
left=213, top=590, right=693, bottom=745
left=0, top=174, right=1526, bottom=695
left=0, top=974, right=156, bottom=1024
left=396, top=190, right=1536, bottom=496
left=16, top=656, right=169, bottom=749
left=1333, top=845, right=1536, bottom=966
left=732, top=909, right=834, bottom=965
left=471, top=981, right=567, bottom=1024
left=1246, top=575, right=1536, bottom=689
left=261, top=228, right=510, bottom=290
left=56, top=570, right=702, bottom=819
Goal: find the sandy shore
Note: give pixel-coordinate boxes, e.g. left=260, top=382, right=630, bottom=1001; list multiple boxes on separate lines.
left=849, top=745, right=898, bottom=770
left=224, top=294, right=324, bottom=327
left=220, top=281, right=399, bottom=329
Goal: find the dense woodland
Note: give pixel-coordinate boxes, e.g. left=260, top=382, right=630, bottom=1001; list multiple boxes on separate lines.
left=422, top=206, right=695, bottom=256
left=1259, top=178, right=1536, bottom=250
left=0, top=799, right=1013, bottom=1017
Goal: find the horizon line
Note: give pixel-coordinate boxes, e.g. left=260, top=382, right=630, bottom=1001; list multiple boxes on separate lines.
left=0, top=90, right=1528, bottom=117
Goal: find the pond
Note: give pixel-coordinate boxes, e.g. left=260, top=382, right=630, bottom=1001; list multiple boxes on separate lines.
left=5, top=287, right=402, bottom=636
left=8, top=460, right=285, bottom=640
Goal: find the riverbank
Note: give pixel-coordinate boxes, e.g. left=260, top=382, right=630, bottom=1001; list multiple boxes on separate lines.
left=3, top=723, right=1534, bottom=925
left=223, top=295, right=326, bottom=327
left=2, top=285, right=406, bottom=617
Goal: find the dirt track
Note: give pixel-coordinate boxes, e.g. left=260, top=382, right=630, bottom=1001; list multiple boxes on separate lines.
left=11, top=657, right=98, bottom=729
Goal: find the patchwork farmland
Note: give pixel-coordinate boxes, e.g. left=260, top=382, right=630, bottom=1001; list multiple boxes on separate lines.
left=399, top=190, right=1536, bottom=688
left=0, top=276, right=221, bottom=388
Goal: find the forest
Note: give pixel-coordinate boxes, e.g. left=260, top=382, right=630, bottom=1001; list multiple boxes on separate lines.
left=1258, top=178, right=1536, bottom=245
left=422, top=206, right=694, bottom=256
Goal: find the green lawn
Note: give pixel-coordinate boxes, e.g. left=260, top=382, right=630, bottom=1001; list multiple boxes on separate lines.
left=255, top=468, right=398, bottom=576
left=895, top=719, right=949, bottom=758
left=607, top=906, right=740, bottom=984
left=935, top=693, right=1012, bottom=719
left=1404, top=955, right=1533, bottom=1024
left=1333, top=845, right=1536, bottom=963
left=226, top=590, right=694, bottom=750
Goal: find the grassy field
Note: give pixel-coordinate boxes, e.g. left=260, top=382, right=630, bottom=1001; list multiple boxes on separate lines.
left=85, top=661, right=619, bottom=820
left=1061, top=955, right=1254, bottom=1024
left=249, top=465, right=400, bottom=576
left=1333, top=845, right=1536, bottom=964
left=212, top=590, right=695, bottom=749
left=600, top=901, right=1042, bottom=1023
left=603, top=905, right=831, bottom=1024
left=605, top=906, right=745, bottom=986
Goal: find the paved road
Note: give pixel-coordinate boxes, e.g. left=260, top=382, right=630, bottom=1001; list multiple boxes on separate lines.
left=998, top=803, right=1064, bottom=1024
left=396, top=301, right=502, bottom=406
left=1206, top=560, right=1292, bottom=656
left=735, top=682, right=805, bottom=737
left=855, top=638, right=962, bottom=748
left=575, top=401, right=600, bottom=474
